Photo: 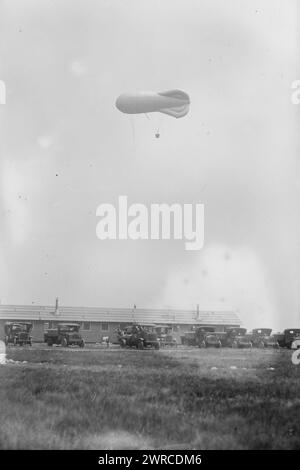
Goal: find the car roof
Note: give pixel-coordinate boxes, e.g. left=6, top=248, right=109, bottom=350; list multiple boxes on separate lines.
left=253, top=328, right=272, bottom=332
left=227, top=327, right=246, bottom=332
left=227, top=327, right=245, bottom=330
left=197, top=326, right=215, bottom=331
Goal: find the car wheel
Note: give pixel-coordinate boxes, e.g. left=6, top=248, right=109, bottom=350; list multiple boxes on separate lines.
left=47, top=340, right=53, bottom=347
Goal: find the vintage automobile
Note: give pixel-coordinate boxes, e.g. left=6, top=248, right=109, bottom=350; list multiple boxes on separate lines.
left=4, top=322, right=32, bottom=346
left=220, top=327, right=252, bottom=348
left=195, top=327, right=217, bottom=347
left=159, top=333, right=177, bottom=348
left=232, top=333, right=253, bottom=349
left=198, top=333, right=222, bottom=348
left=118, top=324, right=160, bottom=350
left=181, top=327, right=216, bottom=346
left=250, top=328, right=279, bottom=348
left=180, top=331, right=197, bottom=346
left=44, top=323, right=85, bottom=347
left=276, top=329, right=300, bottom=349
left=154, top=325, right=177, bottom=348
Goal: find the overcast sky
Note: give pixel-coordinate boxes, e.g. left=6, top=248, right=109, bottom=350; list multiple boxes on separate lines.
left=0, top=0, right=299, bottom=330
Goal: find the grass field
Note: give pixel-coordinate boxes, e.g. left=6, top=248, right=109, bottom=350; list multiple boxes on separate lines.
left=0, top=345, right=299, bottom=449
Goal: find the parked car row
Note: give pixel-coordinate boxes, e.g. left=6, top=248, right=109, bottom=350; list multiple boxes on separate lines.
left=3, top=321, right=300, bottom=351
left=3, top=321, right=85, bottom=348
left=180, top=326, right=300, bottom=349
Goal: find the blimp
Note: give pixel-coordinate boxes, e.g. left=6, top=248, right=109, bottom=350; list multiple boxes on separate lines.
left=115, top=89, right=190, bottom=118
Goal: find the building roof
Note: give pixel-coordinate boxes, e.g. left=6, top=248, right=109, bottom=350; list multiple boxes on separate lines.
left=0, top=304, right=241, bottom=326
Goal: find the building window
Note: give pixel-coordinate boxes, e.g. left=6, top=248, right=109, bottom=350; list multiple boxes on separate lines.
left=82, top=322, right=91, bottom=331
left=101, top=322, right=109, bottom=331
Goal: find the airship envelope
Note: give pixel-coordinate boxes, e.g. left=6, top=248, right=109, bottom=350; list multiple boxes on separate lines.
left=115, top=90, right=190, bottom=118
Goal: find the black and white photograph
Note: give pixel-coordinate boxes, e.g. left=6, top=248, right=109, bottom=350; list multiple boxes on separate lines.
left=0, top=0, right=299, bottom=455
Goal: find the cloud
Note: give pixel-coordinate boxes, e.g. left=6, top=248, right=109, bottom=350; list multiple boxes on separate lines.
left=70, top=60, right=88, bottom=77
left=1, top=161, right=30, bottom=244
left=159, top=243, right=276, bottom=330
left=37, top=134, right=55, bottom=149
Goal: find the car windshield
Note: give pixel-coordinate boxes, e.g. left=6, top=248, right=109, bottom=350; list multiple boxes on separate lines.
left=230, top=329, right=246, bottom=336
left=60, top=325, right=79, bottom=332
left=254, top=329, right=272, bottom=335
left=11, top=324, right=28, bottom=331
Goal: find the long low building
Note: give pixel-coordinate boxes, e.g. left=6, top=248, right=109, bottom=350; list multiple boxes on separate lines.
left=0, top=304, right=241, bottom=343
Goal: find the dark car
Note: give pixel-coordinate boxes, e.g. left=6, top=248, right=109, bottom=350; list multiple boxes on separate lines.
left=4, top=322, right=32, bottom=346
left=44, top=323, right=84, bottom=347
left=155, top=325, right=177, bottom=348
left=250, top=328, right=279, bottom=348
left=198, top=333, right=222, bottom=348
left=195, top=326, right=215, bottom=348
left=276, top=329, right=300, bottom=349
left=220, top=327, right=252, bottom=348
left=118, top=324, right=160, bottom=350
left=159, top=334, right=177, bottom=348
left=233, top=333, right=253, bottom=349
left=194, top=327, right=216, bottom=347
left=180, top=331, right=197, bottom=346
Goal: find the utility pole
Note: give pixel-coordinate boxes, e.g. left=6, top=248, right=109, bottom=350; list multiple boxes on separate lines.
left=55, top=297, right=60, bottom=316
